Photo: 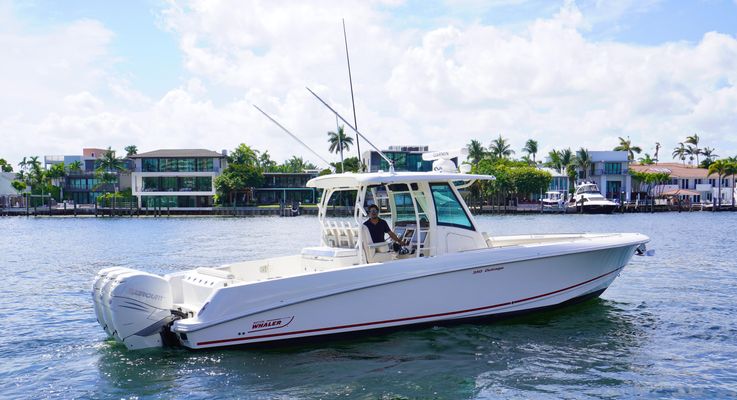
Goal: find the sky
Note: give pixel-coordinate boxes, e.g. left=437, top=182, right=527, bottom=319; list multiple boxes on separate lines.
left=1, top=0, right=737, bottom=169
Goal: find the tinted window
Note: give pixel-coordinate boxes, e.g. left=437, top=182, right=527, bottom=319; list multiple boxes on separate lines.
left=430, top=183, right=474, bottom=230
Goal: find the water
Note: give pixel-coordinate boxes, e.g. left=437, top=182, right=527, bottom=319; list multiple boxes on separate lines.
left=1, top=213, right=736, bottom=399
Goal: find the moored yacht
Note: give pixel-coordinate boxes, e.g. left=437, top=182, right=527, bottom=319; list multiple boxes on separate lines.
left=567, top=182, right=619, bottom=214
left=93, top=166, right=648, bottom=350
left=542, top=190, right=566, bottom=212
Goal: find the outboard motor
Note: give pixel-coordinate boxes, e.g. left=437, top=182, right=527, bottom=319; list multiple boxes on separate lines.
left=93, top=269, right=179, bottom=350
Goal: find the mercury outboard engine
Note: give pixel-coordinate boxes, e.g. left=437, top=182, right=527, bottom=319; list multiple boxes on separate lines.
left=92, top=267, right=180, bottom=350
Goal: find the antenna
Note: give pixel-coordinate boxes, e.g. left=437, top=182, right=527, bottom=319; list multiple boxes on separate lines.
left=252, top=105, right=335, bottom=171
left=342, top=19, right=361, bottom=165
left=305, top=86, right=395, bottom=172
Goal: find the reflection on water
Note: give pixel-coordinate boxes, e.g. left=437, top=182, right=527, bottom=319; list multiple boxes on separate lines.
left=1, top=213, right=737, bottom=398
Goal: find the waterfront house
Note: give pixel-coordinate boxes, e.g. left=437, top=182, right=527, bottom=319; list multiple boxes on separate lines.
left=573, top=151, right=632, bottom=201
left=44, top=148, right=132, bottom=205
left=253, top=171, right=319, bottom=205
left=129, top=149, right=226, bottom=209
left=0, top=172, right=27, bottom=208
left=630, top=162, right=735, bottom=205
left=362, top=145, right=440, bottom=172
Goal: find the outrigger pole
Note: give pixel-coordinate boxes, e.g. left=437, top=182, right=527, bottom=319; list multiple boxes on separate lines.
left=342, top=19, right=361, bottom=165
left=252, top=104, right=335, bottom=172
left=305, top=87, right=395, bottom=173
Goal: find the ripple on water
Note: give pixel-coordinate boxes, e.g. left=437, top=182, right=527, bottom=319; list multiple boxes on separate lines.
left=1, top=214, right=737, bottom=398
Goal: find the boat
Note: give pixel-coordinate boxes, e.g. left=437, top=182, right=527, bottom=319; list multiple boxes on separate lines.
left=92, top=165, right=649, bottom=350
left=566, top=182, right=619, bottom=214
left=541, top=190, right=566, bottom=212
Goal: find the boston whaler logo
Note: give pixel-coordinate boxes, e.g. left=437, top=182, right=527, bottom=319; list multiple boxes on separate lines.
left=249, top=316, right=294, bottom=333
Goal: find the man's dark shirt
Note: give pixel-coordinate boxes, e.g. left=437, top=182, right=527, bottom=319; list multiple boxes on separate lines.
left=364, top=218, right=391, bottom=243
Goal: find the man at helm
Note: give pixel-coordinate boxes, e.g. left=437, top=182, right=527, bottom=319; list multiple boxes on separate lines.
left=363, top=204, right=406, bottom=250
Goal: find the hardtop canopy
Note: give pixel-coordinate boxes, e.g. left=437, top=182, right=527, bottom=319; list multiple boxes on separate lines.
left=306, top=171, right=495, bottom=189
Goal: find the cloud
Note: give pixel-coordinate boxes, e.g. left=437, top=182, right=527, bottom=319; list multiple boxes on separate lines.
left=2, top=0, right=737, bottom=168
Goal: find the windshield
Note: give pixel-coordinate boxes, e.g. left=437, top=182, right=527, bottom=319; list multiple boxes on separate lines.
left=430, top=183, right=474, bottom=230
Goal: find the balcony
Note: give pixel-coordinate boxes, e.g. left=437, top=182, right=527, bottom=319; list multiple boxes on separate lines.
left=593, top=168, right=628, bottom=176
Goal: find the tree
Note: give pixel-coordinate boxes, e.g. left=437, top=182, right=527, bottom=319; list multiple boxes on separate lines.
left=94, top=147, right=127, bottom=206
left=282, top=156, right=316, bottom=173
left=546, top=149, right=563, bottom=173
left=331, top=156, right=360, bottom=173
left=575, top=148, right=592, bottom=180
left=672, top=143, right=687, bottom=165
left=654, top=142, right=661, bottom=164
left=258, top=151, right=277, bottom=172
left=522, top=139, right=539, bottom=163
left=229, top=144, right=260, bottom=166
left=327, top=125, right=354, bottom=172
left=724, top=157, right=737, bottom=209
left=215, top=143, right=266, bottom=206
left=47, top=163, right=67, bottom=200
left=467, top=140, right=486, bottom=165
left=638, top=153, right=655, bottom=165
left=489, top=135, right=515, bottom=159
left=67, top=160, right=83, bottom=174
left=613, top=136, right=642, bottom=161
left=700, top=147, right=718, bottom=168
left=708, top=159, right=728, bottom=210
left=685, top=134, right=702, bottom=166
left=124, top=145, right=138, bottom=157
left=0, top=158, right=12, bottom=172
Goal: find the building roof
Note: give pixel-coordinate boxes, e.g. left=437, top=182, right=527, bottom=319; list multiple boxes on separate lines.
left=630, top=162, right=718, bottom=179
left=129, top=149, right=226, bottom=159
left=307, top=171, right=494, bottom=189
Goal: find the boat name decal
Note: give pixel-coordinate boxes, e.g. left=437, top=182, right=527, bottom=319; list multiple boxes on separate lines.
left=249, top=316, right=294, bottom=333
left=472, top=266, right=504, bottom=274
left=128, top=288, right=164, bottom=302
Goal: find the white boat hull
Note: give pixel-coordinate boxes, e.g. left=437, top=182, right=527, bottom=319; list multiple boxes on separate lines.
left=170, top=234, right=645, bottom=349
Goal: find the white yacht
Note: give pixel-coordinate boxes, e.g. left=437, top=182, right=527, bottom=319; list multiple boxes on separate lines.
left=93, top=170, right=648, bottom=350
left=567, top=182, right=619, bottom=214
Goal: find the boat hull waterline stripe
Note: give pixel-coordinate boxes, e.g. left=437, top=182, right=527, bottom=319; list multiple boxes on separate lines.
left=196, top=266, right=622, bottom=346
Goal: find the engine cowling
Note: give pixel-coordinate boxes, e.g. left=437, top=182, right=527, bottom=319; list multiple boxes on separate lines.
left=97, top=270, right=177, bottom=350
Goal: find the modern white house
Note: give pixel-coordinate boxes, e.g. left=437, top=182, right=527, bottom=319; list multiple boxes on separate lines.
left=129, top=149, right=227, bottom=209
left=577, top=151, right=633, bottom=201
left=0, top=172, right=27, bottom=208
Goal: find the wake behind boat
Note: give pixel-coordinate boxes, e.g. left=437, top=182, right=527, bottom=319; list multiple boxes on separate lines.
left=92, top=166, right=649, bottom=350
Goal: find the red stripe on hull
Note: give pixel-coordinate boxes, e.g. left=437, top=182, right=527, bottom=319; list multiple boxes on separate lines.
left=196, top=266, right=622, bottom=347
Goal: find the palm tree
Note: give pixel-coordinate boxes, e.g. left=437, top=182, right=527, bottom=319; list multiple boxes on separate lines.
left=522, top=139, right=538, bottom=163
left=467, top=140, right=486, bottom=165
left=489, top=135, right=515, bottom=159
left=17, top=156, right=28, bottom=173
left=327, top=125, right=354, bottom=172
left=654, top=142, right=661, bottom=164
left=546, top=149, right=562, bottom=173
left=124, top=145, right=138, bottom=157
left=672, top=143, right=687, bottom=165
left=701, top=147, right=718, bottom=167
left=67, top=160, right=83, bottom=174
left=559, top=148, right=575, bottom=190
left=258, top=150, right=277, bottom=172
left=638, top=153, right=655, bottom=165
left=613, top=136, right=642, bottom=161
left=685, top=134, right=702, bottom=165
left=229, top=144, right=260, bottom=166
left=708, top=159, right=728, bottom=210
left=724, top=157, right=737, bottom=209
left=575, top=148, right=592, bottom=180
left=95, top=147, right=127, bottom=204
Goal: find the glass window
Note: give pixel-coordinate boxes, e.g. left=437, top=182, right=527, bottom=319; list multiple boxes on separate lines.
left=604, top=162, right=622, bottom=174
left=178, top=158, right=195, bottom=172
left=430, top=183, right=474, bottom=230
left=197, top=158, right=213, bottom=172
left=160, top=158, right=177, bottom=172
left=195, top=177, right=212, bottom=191
left=142, top=159, right=159, bottom=172
left=142, top=177, right=159, bottom=191
left=180, top=177, right=195, bottom=191
left=162, top=177, right=177, bottom=191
